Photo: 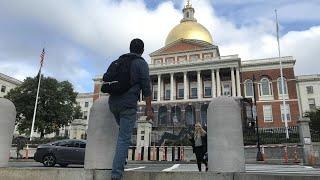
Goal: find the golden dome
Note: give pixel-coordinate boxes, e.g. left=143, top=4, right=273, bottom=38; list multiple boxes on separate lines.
left=165, top=1, right=213, bottom=46
left=165, top=21, right=213, bottom=45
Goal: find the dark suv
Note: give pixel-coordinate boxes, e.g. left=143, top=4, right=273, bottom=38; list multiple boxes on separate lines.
left=34, top=139, right=86, bottom=167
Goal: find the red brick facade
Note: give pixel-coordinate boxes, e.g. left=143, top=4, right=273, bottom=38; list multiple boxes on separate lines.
left=241, top=67, right=299, bottom=128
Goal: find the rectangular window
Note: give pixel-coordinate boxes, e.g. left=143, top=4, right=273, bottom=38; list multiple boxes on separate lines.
left=83, top=111, right=88, bottom=120
left=204, top=81, right=212, bottom=97
left=141, top=136, right=144, bottom=140
left=164, top=84, right=170, bottom=100
left=153, top=85, right=158, bottom=100
left=166, top=57, right=174, bottom=64
left=308, top=98, right=316, bottom=110
left=190, top=54, right=199, bottom=61
left=177, top=83, right=184, bottom=98
left=281, top=104, right=291, bottom=122
left=85, top=102, right=89, bottom=107
left=141, top=131, right=145, bottom=134
left=223, top=83, right=231, bottom=96
left=1, top=85, right=6, bottom=93
left=190, top=82, right=197, bottom=98
left=306, top=86, right=314, bottom=94
left=263, top=105, right=273, bottom=122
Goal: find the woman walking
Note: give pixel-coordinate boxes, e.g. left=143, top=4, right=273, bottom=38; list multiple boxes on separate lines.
left=189, top=122, right=208, bottom=172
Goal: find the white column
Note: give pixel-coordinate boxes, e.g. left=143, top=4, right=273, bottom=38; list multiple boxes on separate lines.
left=157, top=74, right=161, bottom=102
left=216, top=69, right=221, bottom=96
left=184, top=72, right=188, bottom=100
left=197, top=70, right=201, bottom=99
left=231, top=67, right=236, bottom=97
left=236, top=67, right=241, bottom=97
left=211, top=69, right=216, bottom=97
left=170, top=73, right=174, bottom=101
left=140, top=91, right=143, bottom=101
left=173, top=75, right=176, bottom=100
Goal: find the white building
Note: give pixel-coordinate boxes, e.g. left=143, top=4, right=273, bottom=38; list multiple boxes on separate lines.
left=67, top=92, right=94, bottom=139
left=0, top=73, right=22, bottom=97
left=297, top=74, right=320, bottom=115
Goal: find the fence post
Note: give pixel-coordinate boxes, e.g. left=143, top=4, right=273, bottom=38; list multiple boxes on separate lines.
left=298, top=117, right=314, bottom=165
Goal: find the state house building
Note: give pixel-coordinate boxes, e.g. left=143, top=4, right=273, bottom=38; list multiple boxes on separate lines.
left=93, top=2, right=300, bottom=135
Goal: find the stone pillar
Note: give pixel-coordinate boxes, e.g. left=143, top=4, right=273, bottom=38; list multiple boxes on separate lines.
left=197, top=70, right=201, bottom=99
left=0, top=98, right=16, bottom=167
left=173, top=74, right=176, bottom=100
left=236, top=67, right=241, bottom=97
left=157, top=74, right=161, bottom=102
left=170, top=73, right=174, bottom=101
left=231, top=68, right=236, bottom=97
left=211, top=69, right=216, bottom=98
left=207, top=97, right=245, bottom=172
left=85, top=96, right=118, bottom=169
left=140, top=91, right=143, bottom=102
left=183, top=72, right=188, bottom=100
left=298, top=117, right=314, bottom=165
left=216, top=69, right=221, bottom=96
left=160, top=75, right=164, bottom=101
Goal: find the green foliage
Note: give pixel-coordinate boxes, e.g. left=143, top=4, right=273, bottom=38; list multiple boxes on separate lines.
left=5, top=75, right=78, bottom=138
left=305, top=108, right=320, bottom=141
left=73, top=105, right=83, bottom=119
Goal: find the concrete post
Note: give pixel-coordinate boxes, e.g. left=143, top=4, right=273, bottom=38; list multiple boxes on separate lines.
left=0, top=98, right=16, bottom=167
left=298, top=117, right=314, bottom=165
left=84, top=96, right=118, bottom=169
left=207, top=97, right=245, bottom=172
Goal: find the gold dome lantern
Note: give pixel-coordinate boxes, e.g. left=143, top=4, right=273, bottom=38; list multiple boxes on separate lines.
left=165, top=1, right=213, bottom=46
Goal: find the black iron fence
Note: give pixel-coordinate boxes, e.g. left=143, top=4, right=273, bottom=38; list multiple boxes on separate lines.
left=243, top=126, right=300, bottom=145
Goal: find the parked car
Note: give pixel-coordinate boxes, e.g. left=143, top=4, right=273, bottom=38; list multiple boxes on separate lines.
left=34, top=139, right=86, bottom=167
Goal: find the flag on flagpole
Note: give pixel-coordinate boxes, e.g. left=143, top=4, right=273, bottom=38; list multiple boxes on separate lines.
left=40, top=48, right=45, bottom=67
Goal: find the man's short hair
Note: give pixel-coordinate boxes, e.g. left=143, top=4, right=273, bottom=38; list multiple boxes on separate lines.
left=130, top=38, right=144, bottom=55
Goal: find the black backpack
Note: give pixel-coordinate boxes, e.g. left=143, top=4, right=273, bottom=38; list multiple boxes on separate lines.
left=101, top=54, right=142, bottom=96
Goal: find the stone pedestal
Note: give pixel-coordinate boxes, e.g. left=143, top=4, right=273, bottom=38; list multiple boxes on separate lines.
left=84, top=96, right=118, bottom=169
left=0, top=98, right=16, bottom=167
left=207, top=97, right=245, bottom=172
left=298, top=117, right=314, bottom=165
left=136, top=116, right=152, bottom=161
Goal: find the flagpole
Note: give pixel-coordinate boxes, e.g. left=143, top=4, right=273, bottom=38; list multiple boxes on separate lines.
left=275, top=9, right=289, bottom=139
left=30, top=49, right=45, bottom=141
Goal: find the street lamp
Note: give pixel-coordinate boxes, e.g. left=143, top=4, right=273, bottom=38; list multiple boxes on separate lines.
left=252, top=75, right=264, bottom=161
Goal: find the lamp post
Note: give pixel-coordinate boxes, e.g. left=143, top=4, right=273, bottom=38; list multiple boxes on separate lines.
left=252, top=75, right=264, bottom=161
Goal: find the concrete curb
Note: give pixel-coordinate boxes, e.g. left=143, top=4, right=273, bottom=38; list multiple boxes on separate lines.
left=0, top=168, right=319, bottom=180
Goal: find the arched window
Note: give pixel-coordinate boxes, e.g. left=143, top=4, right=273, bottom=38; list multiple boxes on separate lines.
left=259, top=78, right=272, bottom=96
left=185, top=105, right=195, bottom=126
left=171, top=106, right=181, bottom=124
left=158, top=106, right=167, bottom=125
left=244, top=79, right=254, bottom=97
left=277, top=77, right=288, bottom=95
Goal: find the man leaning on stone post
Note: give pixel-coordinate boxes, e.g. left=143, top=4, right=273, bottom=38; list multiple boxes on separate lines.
left=108, top=38, right=154, bottom=180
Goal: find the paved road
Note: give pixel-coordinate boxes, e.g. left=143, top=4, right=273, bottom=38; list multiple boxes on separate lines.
left=8, top=161, right=320, bottom=175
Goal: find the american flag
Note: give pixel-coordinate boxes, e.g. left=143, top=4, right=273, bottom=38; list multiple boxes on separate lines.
left=40, top=48, right=45, bottom=67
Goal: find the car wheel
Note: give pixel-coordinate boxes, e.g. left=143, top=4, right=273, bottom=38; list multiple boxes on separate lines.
left=42, top=154, right=56, bottom=167
left=59, top=163, right=68, bottom=167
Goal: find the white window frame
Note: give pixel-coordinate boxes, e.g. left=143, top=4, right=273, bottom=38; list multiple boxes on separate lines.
left=222, top=82, right=231, bottom=96
left=177, top=83, right=184, bottom=99
left=152, top=85, right=158, bottom=101
left=258, top=78, right=273, bottom=100
left=306, top=86, right=314, bottom=94
left=166, top=58, right=174, bottom=64
left=308, top=98, right=316, bottom=111
left=203, top=81, right=212, bottom=97
left=244, top=79, right=254, bottom=97
left=280, top=104, right=291, bottom=122
left=190, top=82, right=197, bottom=98
left=263, top=105, right=273, bottom=122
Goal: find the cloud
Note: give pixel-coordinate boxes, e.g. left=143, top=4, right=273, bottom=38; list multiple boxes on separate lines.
left=0, top=0, right=319, bottom=92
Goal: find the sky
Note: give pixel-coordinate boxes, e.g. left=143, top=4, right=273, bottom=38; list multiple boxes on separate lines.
left=0, top=0, right=319, bottom=93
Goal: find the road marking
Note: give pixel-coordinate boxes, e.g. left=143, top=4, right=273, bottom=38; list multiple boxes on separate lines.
left=162, top=164, right=180, bottom=172
left=125, top=166, right=145, bottom=171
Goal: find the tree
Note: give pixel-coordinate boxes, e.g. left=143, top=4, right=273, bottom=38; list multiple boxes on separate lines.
left=73, top=105, right=83, bottom=119
left=305, top=108, right=320, bottom=134
left=5, top=75, right=78, bottom=138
